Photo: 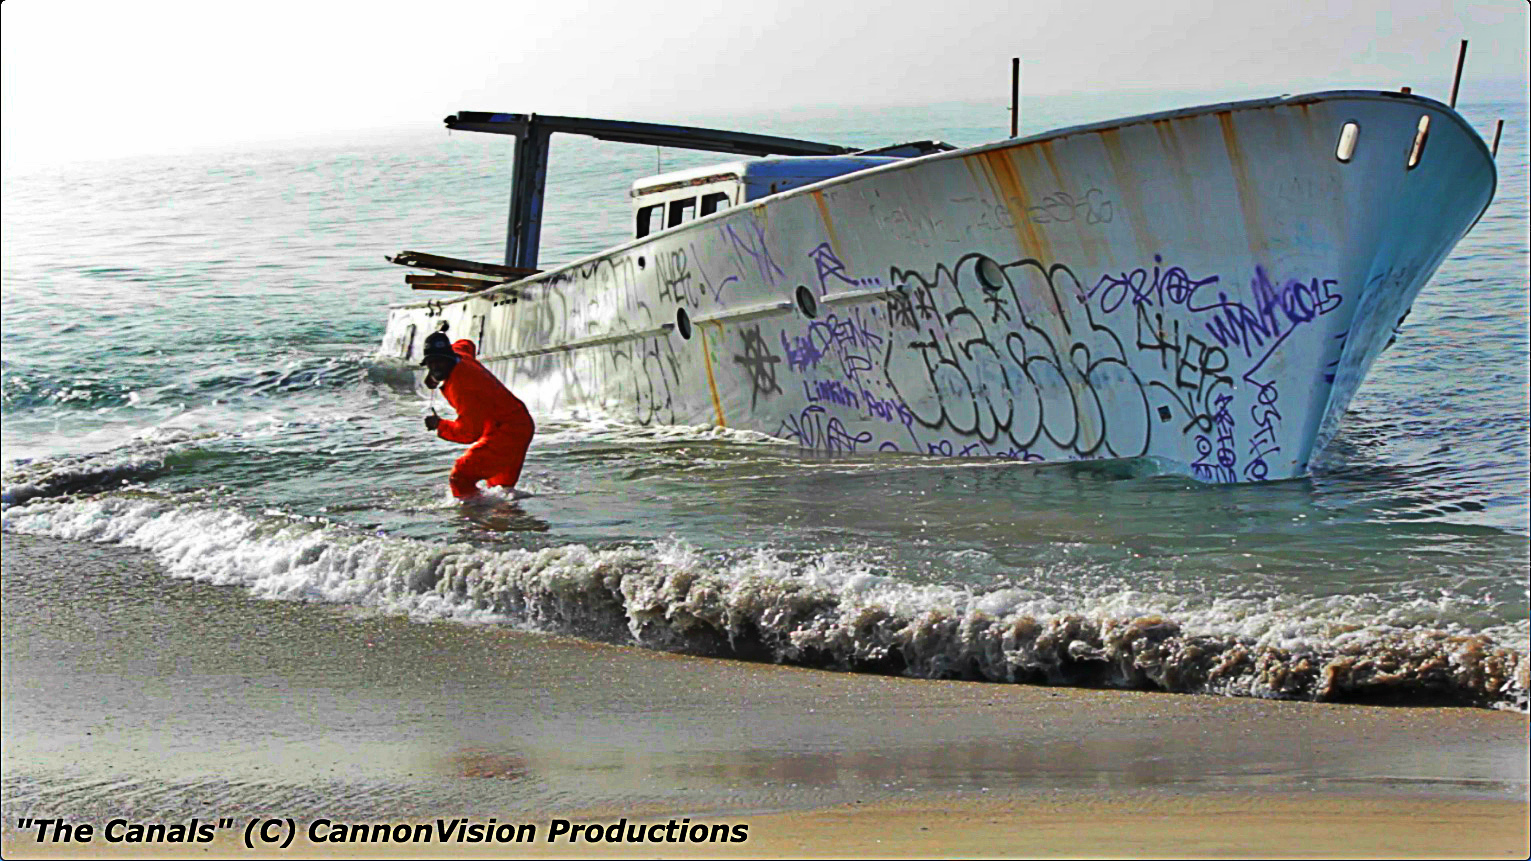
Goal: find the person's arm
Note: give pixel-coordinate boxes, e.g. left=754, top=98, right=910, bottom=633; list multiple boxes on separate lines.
left=434, top=403, right=482, bottom=443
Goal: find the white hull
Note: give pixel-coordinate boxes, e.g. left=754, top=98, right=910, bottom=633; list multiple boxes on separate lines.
left=382, top=91, right=1495, bottom=482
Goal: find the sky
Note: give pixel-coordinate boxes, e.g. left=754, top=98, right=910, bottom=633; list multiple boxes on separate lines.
left=2, top=0, right=1526, bottom=169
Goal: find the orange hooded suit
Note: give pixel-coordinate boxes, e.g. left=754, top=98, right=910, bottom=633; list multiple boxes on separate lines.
left=434, top=339, right=535, bottom=498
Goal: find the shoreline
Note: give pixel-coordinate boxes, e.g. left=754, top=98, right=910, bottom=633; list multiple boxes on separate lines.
left=5, top=794, right=1528, bottom=859
left=3, top=533, right=1528, bottom=858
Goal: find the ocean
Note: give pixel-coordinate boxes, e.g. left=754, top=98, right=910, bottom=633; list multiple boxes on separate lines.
left=3, top=89, right=1527, bottom=734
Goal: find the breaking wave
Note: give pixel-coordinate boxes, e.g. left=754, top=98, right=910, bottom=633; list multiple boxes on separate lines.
left=4, top=495, right=1524, bottom=711
left=3, top=353, right=394, bottom=412
left=0, top=431, right=220, bottom=508
left=533, top=416, right=793, bottom=448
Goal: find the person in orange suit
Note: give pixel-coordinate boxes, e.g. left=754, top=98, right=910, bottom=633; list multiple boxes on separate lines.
left=420, top=331, right=535, bottom=499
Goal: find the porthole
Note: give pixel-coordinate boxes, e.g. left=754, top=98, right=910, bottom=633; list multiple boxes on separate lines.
left=795, top=285, right=818, bottom=318
left=638, top=255, right=646, bottom=269
left=1407, top=115, right=1430, bottom=170
left=676, top=307, right=692, bottom=340
left=1335, top=121, right=1359, bottom=163
left=976, top=256, right=1006, bottom=292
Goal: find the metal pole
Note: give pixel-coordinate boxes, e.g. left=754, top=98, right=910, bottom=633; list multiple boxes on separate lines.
left=1449, top=39, right=1468, bottom=108
left=1010, top=57, right=1020, bottom=138
left=1491, top=119, right=1503, bottom=159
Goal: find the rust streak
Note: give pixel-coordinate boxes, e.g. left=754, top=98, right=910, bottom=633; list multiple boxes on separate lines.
left=1096, top=127, right=1154, bottom=263
left=1036, top=139, right=1065, bottom=185
left=1020, top=141, right=1092, bottom=444
left=982, top=147, right=1053, bottom=266
left=1217, top=111, right=1267, bottom=261
left=700, top=323, right=727, bottom=428
left=1153, top=122, right=1201, bottom=252
left=977, top=147, right=1076, bottom=369
left=811, top=189, right=841, bottom=258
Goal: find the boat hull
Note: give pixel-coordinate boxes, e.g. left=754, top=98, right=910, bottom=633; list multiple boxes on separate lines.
left=382, top=91, right=1495, bottom=482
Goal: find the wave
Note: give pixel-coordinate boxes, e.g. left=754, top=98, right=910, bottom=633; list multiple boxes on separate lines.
left=1, top=367, right=145, bottom=411
left=4, top=495, right=1524, bottom=711
left=0, top=431, right=220, bottom=508
left=3, top=353, right=403, bottom=414
left=532, top=416, right=793, bottom=448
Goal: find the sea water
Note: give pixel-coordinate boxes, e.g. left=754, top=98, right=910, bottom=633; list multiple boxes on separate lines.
left=3, top=94, right=1527, bottom=710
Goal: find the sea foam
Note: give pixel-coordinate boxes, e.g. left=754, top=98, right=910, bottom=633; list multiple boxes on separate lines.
left=4, top=495, right=1524, bottom=711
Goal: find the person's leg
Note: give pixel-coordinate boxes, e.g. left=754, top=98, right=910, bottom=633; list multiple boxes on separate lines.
left=448, top=439, right=499, bottom=498
left=484, top=417, right=535, bottom=490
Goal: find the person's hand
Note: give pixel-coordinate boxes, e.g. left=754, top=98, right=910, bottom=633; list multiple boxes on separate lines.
left=424, top=414, right=440, bottom=431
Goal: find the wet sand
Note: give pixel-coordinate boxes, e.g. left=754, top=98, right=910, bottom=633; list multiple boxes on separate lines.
left=3, top=533, right=1527, bottom=858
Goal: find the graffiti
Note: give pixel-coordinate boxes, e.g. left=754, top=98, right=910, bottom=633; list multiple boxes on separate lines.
left=722, top=220, right=785, bottom=285
left=778, top=250, right=926, bottom=451
left=1243, top=375, right=1282, bottom=481
left=733, top=325, right=782, bottom=407
left=885, top=287, right=919, bottom=329
left=884, top=280, right=939, bottom=331
left=803, top=378, right=859, bottom=408
left=810, top=312, right=882, bottom=371
left=776, top=405, right=874, bottom=453
left=1086, top=255, right=1221, bottom=315
left=883, top=253, right=1153, bottom=459
left=971, top=199, right=1018, bottom=234
left=1190, top=394, right=1237, bottom=482
left=809, top=242, right=882, bottom=292
left=1212, top=269, right=1340, bottom=481
left=870, top=204, right=943, bottom=249
left=782, top=308, right=886, bottom=390
left=1134, top=306, right=1233, bottom=433
left=1195, top=268, right=1343, bottom=364
left=1323, top=329, right=1348, bottom=384
left=1091, top=258, right=1341, bottom=477
left=655, top=247, right=704, bottom=308
left=982, top=289, right=1011, bottom=323
left=1027, top=188, right=1113, bottom=225
left=433, top=183, right=1351, bottom=482
left=864, top=389, right=916, bottom=428
left=780, top=331, right=825, bottom=371
left=610, top=335, right=680, bottom=427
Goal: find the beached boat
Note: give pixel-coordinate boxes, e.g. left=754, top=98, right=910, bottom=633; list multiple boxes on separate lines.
left=379, top=91, right=1496, bottom=482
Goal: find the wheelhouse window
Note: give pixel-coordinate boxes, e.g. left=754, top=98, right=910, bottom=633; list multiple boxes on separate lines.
left=636, top=204, right=664, bottom=238
left=700, top=192, right=732, bottom=216
left=667, top=197, right=697, bottom=227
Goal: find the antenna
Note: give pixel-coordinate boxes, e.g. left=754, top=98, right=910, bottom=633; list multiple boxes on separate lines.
left=1010, top=57, right=1020, bottom=138
left=1449, top=39, right=1468, bottom=108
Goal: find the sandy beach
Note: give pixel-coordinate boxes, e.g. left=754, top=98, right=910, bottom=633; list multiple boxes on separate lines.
left=3, top=533, right=1527, bottom=858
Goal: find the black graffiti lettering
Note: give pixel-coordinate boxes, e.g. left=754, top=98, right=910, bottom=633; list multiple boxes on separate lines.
left=733, top=325, right=783, bottom=407
left=882, top=254, right=1152, bottom=460
left=885, top=288, right=919, bottom=329
left=1027, top=188, right=1114, bottom=225
left=776, top=405, right=873, bottom=453
left=655, top=247, right=704, bottom=308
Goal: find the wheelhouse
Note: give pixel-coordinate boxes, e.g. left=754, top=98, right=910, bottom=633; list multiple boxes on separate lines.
left=631, top=157, right=904, bottom=238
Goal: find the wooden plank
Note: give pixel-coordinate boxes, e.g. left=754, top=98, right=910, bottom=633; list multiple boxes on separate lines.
left=388, top=250, right=540, bottom=279
left=406, top=274, right=499, bottom=292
